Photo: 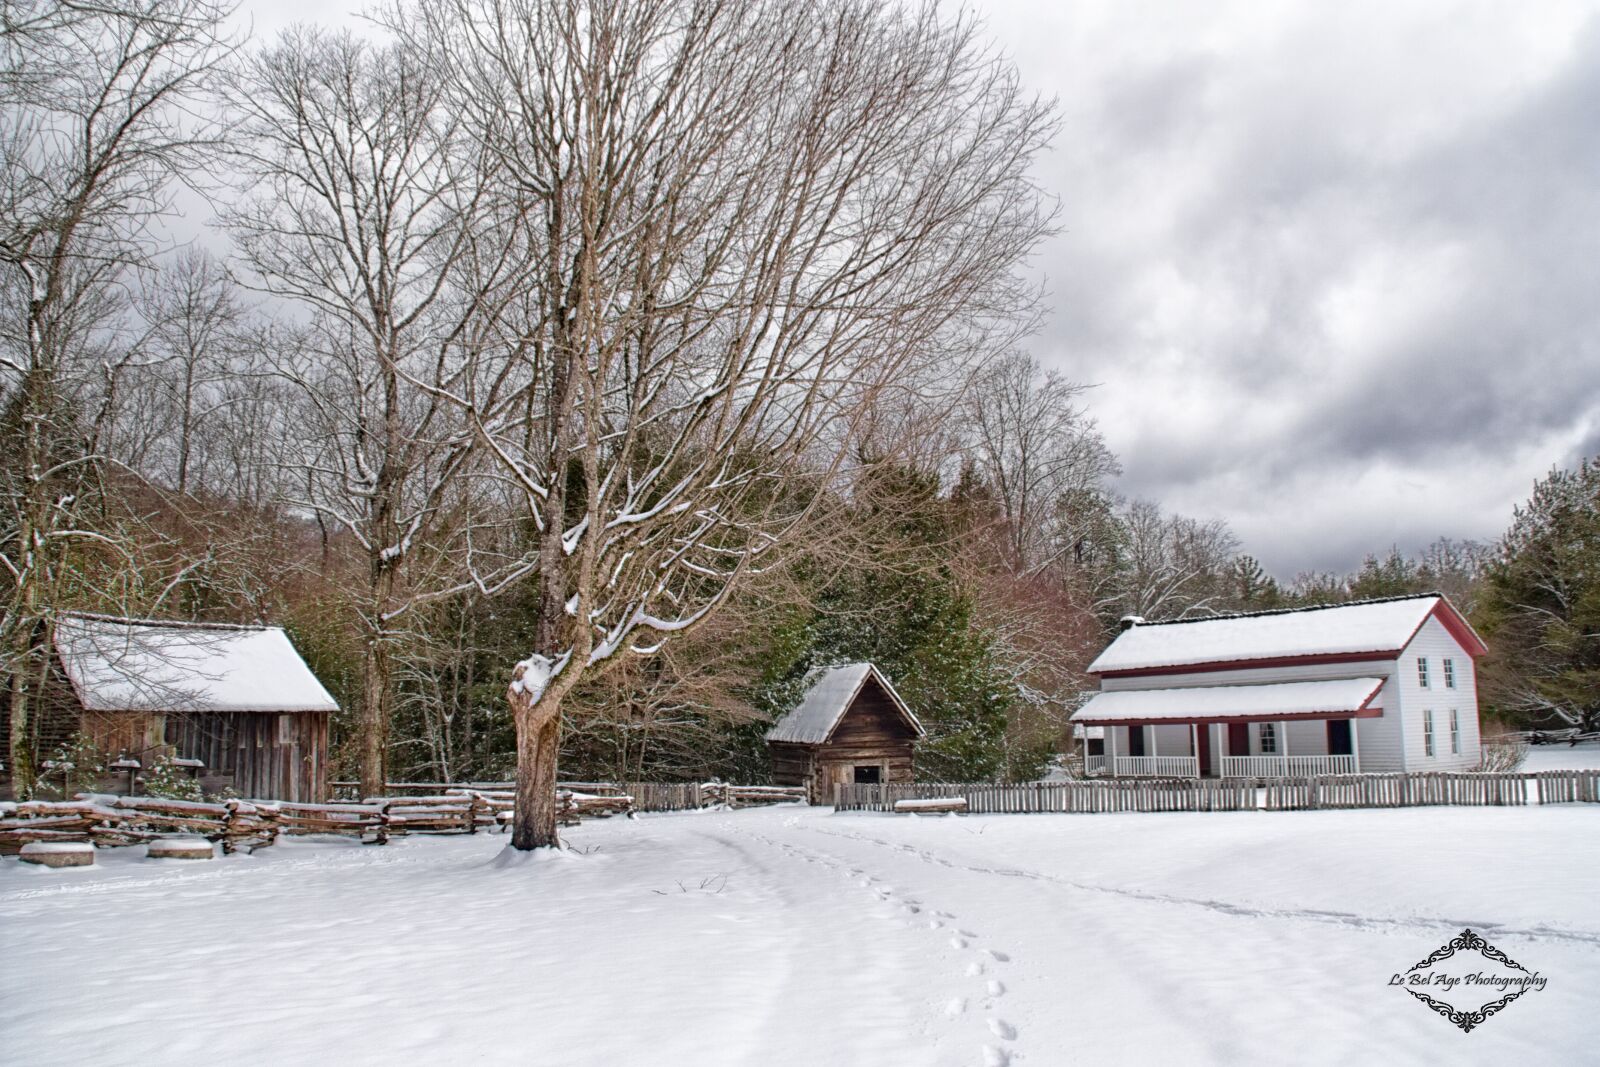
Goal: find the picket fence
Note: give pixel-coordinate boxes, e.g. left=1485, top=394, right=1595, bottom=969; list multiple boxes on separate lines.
left=835, top=769, right=1600, bottom=815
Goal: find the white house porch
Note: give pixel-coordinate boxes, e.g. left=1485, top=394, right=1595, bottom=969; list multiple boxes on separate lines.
left=1074, top=677, right=1382, bottom=779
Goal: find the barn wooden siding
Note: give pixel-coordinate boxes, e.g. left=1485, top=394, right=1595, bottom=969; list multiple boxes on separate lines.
left=770, top=677, right=918, bottom=804
left=0, top=660, right=91, bottom=775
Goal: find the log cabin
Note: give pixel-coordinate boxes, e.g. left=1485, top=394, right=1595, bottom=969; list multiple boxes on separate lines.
left=766, top=663, right=924, bottom=804
left=1, top=613, right=337, bottom=802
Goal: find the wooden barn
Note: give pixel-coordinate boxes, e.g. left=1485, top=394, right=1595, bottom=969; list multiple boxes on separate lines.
left=766, top=663, right=924, bottom=804
left=2, top=613, right=337, bottom=802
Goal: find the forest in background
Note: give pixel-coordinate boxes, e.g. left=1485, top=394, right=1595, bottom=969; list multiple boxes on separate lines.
left=3, top=1, right=1596, bottom=801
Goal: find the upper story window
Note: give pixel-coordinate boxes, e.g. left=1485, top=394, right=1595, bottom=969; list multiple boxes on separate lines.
left=1423, top=710, right=1435, bottom=757
left=1259, top=722, right=1278, bottom=754
left=1443, top=658, right=1456, bottom=689
left=1417, top=657, right=1430, bottom=688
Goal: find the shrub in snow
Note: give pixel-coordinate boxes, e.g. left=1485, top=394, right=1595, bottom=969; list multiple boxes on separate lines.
left=141, top=756, right=203, bottom=802
left=1477, top=737, right=1529, bottom=773
left=38, top=733, right=109, bottom=799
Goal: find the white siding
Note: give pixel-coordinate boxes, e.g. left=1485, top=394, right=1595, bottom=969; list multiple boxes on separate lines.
left=1099, top=659, right=1395, bottom=691
left=1153, top=723, right=1191, bottom=756
left=1354, top=674, right=1406, bottom=772
left=1394, top=616, right=1481, bottom=770
left=1100, top=658, right=1407, bottom=771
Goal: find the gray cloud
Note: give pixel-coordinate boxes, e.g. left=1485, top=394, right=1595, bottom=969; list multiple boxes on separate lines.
left=980, top=0, right=1600, bottom=576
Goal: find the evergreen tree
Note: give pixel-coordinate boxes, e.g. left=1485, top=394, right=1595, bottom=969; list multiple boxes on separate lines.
left=753, top=463, right=1023, bottom=782
left=1476, top=458, right=1600, bottom=731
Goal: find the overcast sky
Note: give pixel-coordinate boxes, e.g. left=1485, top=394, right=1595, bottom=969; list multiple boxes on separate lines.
left=236, top=0, right=1600, bottom=579
left=972, top=0, right=1600, bottom=577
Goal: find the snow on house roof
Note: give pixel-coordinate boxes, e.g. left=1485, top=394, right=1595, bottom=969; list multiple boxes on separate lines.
left=1087, top=593, right=1485, bottom=675
left=1070, top=677, right=1386, bottom=725
left=53, top=614, right=339, bottom=714
left=764, top=662, right=924, bottom=745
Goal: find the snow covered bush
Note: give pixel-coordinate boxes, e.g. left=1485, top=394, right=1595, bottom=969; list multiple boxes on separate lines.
left=141, top=756, right=203, bottom=802
left=1476, top=736, right=1528, bottom=772
left=40, top=734, right=109, bottom=799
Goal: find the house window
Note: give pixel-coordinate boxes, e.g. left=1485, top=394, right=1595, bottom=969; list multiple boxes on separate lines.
left=1443, top=658, right=1456, bottom=689
left=853, top=765, right=882, bottom=785
left=1417, top=657, right=1430, bottom=688
left=1450, top=710, right=1460, bottom=755
left=1259, top=722, right=1278, bottom=754
left=1423, top=710, right=1435, bottom=757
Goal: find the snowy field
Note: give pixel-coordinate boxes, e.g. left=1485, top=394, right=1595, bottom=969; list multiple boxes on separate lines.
left=1523, top=742, right=1600, bottom=772
left=5, top=788, right=1597, bottom=1067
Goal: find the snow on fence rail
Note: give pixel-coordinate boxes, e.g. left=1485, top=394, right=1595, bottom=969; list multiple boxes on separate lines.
left=331, top=780, right=805, bottom=812
left=1, top=781, right=807, bottom=856
left=834, top=769, right=1600, bottom=815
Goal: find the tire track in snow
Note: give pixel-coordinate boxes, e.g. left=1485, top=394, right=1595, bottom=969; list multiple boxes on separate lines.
left=804, top=823, right=1600, bottom=949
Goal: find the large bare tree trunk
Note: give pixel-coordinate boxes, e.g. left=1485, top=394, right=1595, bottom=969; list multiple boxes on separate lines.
left=358, top=637, right=392, bottom=795
left=395, top=0, right=1057, bottom=849
left=509, top=685, right=563, bottom=849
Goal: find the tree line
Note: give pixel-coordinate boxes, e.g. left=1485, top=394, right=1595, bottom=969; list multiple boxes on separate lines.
left=3, top=2, right=1593, bottom=845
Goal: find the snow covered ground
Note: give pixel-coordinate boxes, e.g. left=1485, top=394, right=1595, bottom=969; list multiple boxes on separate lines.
left=4, top=801, right=1595, bottom=1067
left=1523, top=742, right=1600, bottom=772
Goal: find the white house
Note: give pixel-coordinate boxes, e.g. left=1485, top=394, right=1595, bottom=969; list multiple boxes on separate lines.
left=1070, top=594, right=1487, bottom=778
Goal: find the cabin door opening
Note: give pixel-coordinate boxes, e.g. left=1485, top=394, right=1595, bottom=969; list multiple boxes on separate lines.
left=1196, top=726, right=1213, bottom=777
left=853, top=764, right=882, bottom=785
left=1327, top=719, right=1353, bottom=756
left=1227, top=722, right=1249, bottom=756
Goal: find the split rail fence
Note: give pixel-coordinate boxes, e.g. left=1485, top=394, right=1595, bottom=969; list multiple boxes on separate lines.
left=835, top=769, right=1600, bottom=814
left=332, top=780, right=804, bottom=812
left=1, top=781, right=805, bottom=856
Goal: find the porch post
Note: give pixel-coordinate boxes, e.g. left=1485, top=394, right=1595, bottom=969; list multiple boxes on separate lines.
left=1109, top=723, right=1117, bottom=776
left=1281, top=720, right=1290, bottom=777
left=1351, top=716, right=1361, bottom=774
left=1190, top=723, right=1199, bottom=777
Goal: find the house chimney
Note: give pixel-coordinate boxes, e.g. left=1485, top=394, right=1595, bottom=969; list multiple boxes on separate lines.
left=1119, top=615, right=1145, bottom=631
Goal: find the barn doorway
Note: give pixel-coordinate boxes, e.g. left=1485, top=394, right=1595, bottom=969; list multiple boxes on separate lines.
left=853, top=765, right=882, bottom=784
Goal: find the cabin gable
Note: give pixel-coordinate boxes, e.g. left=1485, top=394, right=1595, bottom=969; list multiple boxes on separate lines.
left=765, top=664, right=921, bottom=803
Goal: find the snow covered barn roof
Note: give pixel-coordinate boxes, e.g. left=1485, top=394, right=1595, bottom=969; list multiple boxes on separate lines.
left=52, top=614, right=339, bottom=714
left=1071, top=677, right=1386, bottom=727
left=765, top=663, right=923, bottom=745
left=1086, top=593, right=1486, bottom=676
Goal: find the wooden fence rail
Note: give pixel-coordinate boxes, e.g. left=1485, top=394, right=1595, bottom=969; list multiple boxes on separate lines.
left=835, top=769, right=1600, bottom=814
left=0, top=781, right=808, bottom=855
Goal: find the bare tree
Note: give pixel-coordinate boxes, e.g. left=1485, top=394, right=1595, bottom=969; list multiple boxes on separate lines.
left=1102, top=499, right=1239, bottom=622
left=0, top=0, right=233, bottom=796
left=961, top=352, right=1118, bottom=572
left=394, top=0, right=1057, bottom=847
left=223, top=26, right=531, bottom=795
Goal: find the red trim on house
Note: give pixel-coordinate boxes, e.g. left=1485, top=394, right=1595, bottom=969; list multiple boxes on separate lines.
left=1093, top=651, right=1395, bottom=679
left=1091, top=596, right=1489, bottom=677
left=1084, top=706, right=1384, bottom=728
left=1419, top=599, right=1489, bottom=658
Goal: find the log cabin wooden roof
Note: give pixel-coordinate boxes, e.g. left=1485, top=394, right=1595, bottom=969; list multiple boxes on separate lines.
left=765, top=663, right=924, bottom=745
left=52, top=613, right=339, bottom=714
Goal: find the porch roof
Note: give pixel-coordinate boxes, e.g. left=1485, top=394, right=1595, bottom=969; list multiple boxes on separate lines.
left=1070, top=677, right=1385, bottom=727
